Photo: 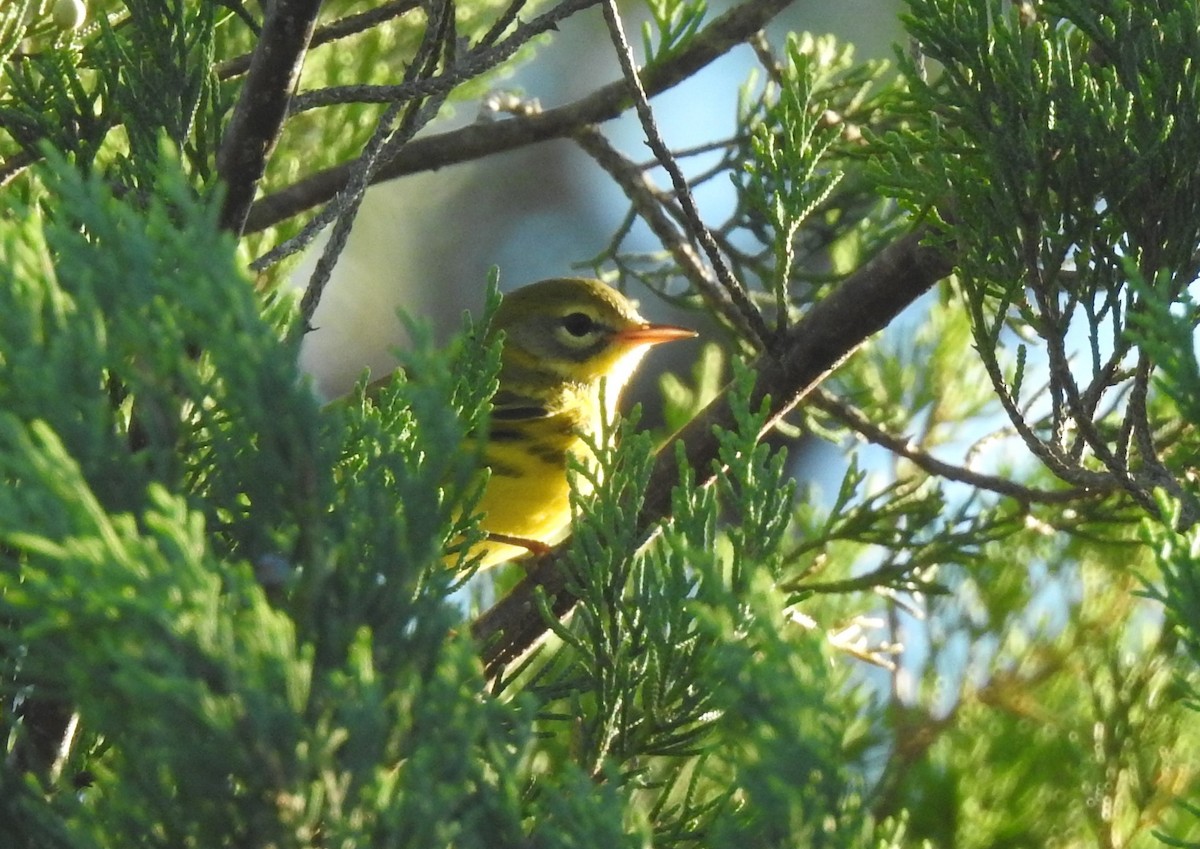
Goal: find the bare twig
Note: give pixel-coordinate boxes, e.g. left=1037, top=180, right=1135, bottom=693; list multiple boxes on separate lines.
left=748, top=30, right=785, bottom=84
left=215, top=0, right=422, bottom=80
left=288, top=0, right=601, bottom=115
left=476, top=0, right=530, bottom=48
left=277, top=0, right=458, bottom=327
left=809, top=388, right=1108, bottom=504
left=217, top=0, right=323, bottom=235
left=244, top=0, right=797, bottom=233
left=0, top=148, right=34, bottom=188
left=472, top=226, right=954, bottom=676
left=1128, top=351, right=1194, bottom=523
left=571, top=126, right=756, bottom=339
left=599, top=0, right=770, bottom=348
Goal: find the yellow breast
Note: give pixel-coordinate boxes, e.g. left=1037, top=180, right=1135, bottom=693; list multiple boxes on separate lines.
left=439, top=276, right=694, bottom=571
left=463, top=406, right=597, bottom=570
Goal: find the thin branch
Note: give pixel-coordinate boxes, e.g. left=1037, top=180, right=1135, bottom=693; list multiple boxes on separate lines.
left=476, top=0, right=530, bottom=48
left=288, top=0, right=601, bottom=115
left=1128, top=351, right=1195, bottom=524
left=472, top=225, right=954, bottom=677
left=965, top=286, right=1121, bottom=496
left=809, top=388, right=1107, bottom=504
left=748, top=30, right=785, bottom=85
left=215, top=0, right=422, bottom=80
left=571, top=125, right=754, bottom=339
left=799, top=561, right=934, bottom=595
left=0, top=148, right=34, bottom=187
left=272, top=0, right=458, bottom=325
left=243, top=0, right=796, bottom=233
left=216, top=0, right=323, bottom=235
left=600, top=0, right=770, bottom=348
left=634, top=136, right=747, bottom=167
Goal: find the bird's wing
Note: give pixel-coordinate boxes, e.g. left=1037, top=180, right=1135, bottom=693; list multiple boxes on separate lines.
left=490, top=389, right=553, bottom=422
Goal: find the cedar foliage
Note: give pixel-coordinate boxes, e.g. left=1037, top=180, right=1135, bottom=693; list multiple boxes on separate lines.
left=0, top=0, right=1197, bottom=846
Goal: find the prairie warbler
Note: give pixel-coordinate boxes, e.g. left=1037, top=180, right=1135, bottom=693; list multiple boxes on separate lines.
left=460, top=277, right=695, bottom=570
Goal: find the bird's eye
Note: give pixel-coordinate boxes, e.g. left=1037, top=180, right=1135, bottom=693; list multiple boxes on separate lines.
left=561, top=312, right=596, bottom=338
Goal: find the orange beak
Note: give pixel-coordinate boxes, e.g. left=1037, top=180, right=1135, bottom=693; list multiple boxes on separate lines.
left=614, top=323, right=697, bottom=348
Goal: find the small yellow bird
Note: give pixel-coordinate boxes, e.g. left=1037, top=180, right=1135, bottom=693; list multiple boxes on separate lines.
left=462, top=277, right=696, bottom=570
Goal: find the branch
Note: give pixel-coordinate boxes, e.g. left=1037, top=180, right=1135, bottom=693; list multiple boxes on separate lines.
left=287, top=0, right=601, bottom=115
left=571, top=126, right=758, bottom=340
left=288, top=0, right=458, bottom=328
left=217, top=0, right=323, bottom=235
left=600, top=0, right=769, bottom=347
left=471, top=226, right=954, bottom=676
left=808, top=388, right=1110, bottom=505
left=243, top=0, right=796, bottom=233
left=215, top=0, right=422, bottom=80
left=0, top=3, right=423, bottom=188
left=0, top=148, right=34, bottom=188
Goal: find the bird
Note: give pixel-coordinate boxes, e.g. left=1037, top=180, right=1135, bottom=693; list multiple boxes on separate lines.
left=459, top=277, right=696, bottom=570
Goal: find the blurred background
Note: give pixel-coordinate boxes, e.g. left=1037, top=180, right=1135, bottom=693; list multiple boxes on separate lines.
left=295, top=0, right=905, bottom=400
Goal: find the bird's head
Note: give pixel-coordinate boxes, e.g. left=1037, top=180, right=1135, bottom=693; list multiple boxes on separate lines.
left=491, top=278, right=695, bottom=394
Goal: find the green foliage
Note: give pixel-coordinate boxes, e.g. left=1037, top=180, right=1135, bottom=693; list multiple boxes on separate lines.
left=731, top=33, right=892, bottom=320
left=1, top=0, right=221, bottom=183
left=641, top=0, right=707, bottom=66
left=0, top=151, right=317, bottom=549
left=0, top=155, right=530, bottom=847
left=1, top=0, right=1199, bottom=845
left=877, top=0, right=1200, bottom=511
left=669, top=370, right=861, bottom=848
left=739, top=34, right=847, bottom=325
left=100, top=0, right=221, bottom=181
left=889, top=0, right=1200, bottom=277
left=509, top=363, right=863, bottom=848
left=604, top=29, right=893, bottom=328
left=1141, top=494, right=1200, bottom=849
left=888, top=552, right=1199, bottom=849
